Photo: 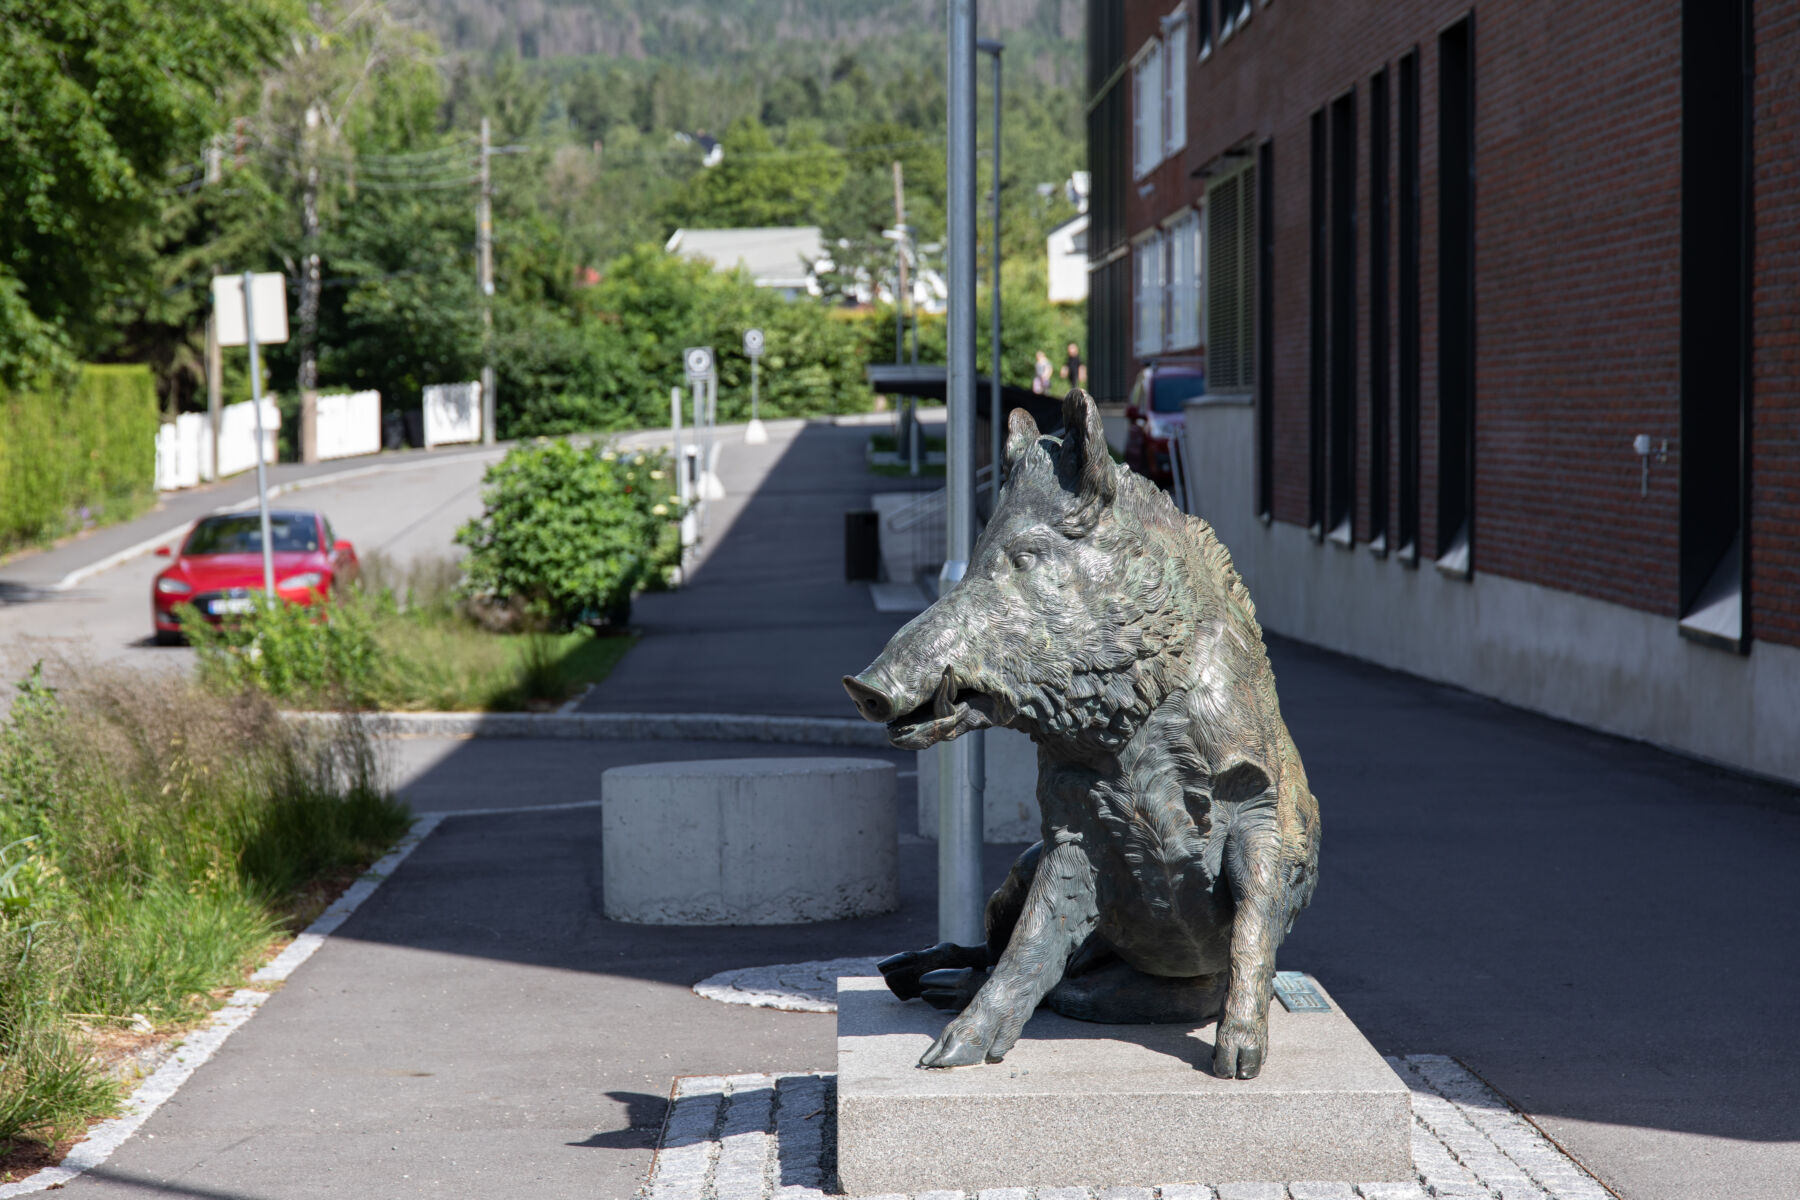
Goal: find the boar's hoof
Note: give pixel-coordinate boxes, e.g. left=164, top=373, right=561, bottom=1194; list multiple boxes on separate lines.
left=918, top=1015, right=1001, bottom=1069
left=877, top=942, right=987, bottom=1002
left=1212, top=1016, right=1268, bottom=1079
left=917, top=967, right=986, bottom=1012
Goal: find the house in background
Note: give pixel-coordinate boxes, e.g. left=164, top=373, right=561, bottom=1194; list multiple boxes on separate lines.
left=1085, top=0, right=1800, bottom=787
left=664, top=226, right=828, bottom=300
left=1046, top=212, right=1089, bottom=303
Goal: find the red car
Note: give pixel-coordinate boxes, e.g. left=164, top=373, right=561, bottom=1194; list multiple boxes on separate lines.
left=1124, top=359, right=1207, bottom=493
left=152, top=510, right=358, bottom=644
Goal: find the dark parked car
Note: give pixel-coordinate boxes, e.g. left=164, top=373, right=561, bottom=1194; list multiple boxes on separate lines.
left=1124, top=359, right=1205, bottom=493
left=151, top=510, right=358, bottom=644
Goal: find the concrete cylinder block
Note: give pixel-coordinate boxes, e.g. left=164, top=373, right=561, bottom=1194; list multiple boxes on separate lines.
left=602, top=757, right=898, bottom=925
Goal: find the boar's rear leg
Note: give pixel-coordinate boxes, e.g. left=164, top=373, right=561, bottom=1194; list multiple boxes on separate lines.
left=919, top=836, right=1096, bottom=1068
left=877, top=842, right=1044, bottom=1008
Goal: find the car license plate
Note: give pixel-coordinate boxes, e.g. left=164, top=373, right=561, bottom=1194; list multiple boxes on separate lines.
left=209, top=597, right=256, bottom=615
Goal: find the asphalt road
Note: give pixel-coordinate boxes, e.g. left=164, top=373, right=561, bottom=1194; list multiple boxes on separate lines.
left=0, top=431, right=677, bottom=678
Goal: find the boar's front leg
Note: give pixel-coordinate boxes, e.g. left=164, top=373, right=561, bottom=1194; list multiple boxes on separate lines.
left=1215, top=783, right=1285, bottom=1080
left=920, top=833, right=1097, bottom=1068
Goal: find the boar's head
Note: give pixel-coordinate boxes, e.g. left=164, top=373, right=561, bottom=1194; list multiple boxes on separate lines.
left=845, top=388, right=1219, bottom=759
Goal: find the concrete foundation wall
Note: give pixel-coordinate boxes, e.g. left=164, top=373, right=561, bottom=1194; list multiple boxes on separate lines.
left=1183, top=400, right=1800, bottom=786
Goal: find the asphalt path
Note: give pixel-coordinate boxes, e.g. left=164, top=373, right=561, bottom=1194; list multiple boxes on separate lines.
left=0, top=431, right=676, bottom=678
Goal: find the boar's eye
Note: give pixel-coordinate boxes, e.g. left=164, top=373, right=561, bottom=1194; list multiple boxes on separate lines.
left=1010, top=550, right=1037, bottom=571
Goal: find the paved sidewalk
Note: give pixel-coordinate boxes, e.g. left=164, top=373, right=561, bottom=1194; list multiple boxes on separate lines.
left=581, top=420, right=936, bottom=719
left=0, top=443, right=505, bottom=592
left=32, top=422, right=1800, bottom=1200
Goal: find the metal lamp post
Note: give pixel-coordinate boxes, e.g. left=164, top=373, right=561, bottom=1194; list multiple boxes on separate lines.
left=978, top=38, right=1004, bottom=513
left=940, top=0, right=986, bottom=945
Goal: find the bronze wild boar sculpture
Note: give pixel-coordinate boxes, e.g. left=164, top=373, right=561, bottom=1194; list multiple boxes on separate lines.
left=843, top=389, right=1320, bottom=1080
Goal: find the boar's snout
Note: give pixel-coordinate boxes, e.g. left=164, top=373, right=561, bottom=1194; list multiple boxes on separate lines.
left=843, top=673, right=900, bottom=723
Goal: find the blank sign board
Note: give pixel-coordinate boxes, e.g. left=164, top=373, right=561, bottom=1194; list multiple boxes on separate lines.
left=211, top=273, right=290, bottom=347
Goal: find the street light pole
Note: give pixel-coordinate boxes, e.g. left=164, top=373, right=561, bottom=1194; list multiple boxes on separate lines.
left=478, top=117, right=496, bottom=445
left=941, top=0, right=985, bottom=946
left=978, top=39, right=1004, bottom=512
left=241, top=272, right=277, bottom=602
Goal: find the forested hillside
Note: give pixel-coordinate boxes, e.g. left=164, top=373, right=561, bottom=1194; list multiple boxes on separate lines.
left=1, top=0, right=1084, bottom=440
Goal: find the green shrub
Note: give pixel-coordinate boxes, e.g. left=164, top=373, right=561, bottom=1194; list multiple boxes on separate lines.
left=455, top=439, right=681, bottom=629
left=0, top=664, right=408, bottom=1153
left=497, top=246, right=876, bottom=437
left=0, top=365, right=159, bottom=557
left=181, top=568, right=637, bottom=713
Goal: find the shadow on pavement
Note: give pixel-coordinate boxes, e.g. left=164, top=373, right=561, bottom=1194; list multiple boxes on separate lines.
left=343, top=631, right=1800, bottom=1156
left=581, top=421, right=934, bottom=719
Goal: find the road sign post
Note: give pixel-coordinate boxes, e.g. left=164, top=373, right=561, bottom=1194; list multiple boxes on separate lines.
left=212, top=272, right=290, bottom=605
left=743, top=328, right=768, bottom=445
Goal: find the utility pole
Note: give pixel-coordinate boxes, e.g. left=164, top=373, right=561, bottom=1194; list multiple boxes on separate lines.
left=298, top=104, right=323, bottom=463
left=979, top=40, right=1005, bottom=510
left=892, top=160, right=910, bottom=365
left=205, top=311, right=222, bottom=480
left=478, top=117, right=496, bottom=444
left=242, top=272, right=277, bottom=603
left=941, top=0, right=985, bottom=947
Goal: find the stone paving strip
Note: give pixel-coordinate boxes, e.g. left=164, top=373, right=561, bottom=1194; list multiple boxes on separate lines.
left=282, top=710, right=890, bottom=746
left=638, top=1057, right=1612, bottom=1200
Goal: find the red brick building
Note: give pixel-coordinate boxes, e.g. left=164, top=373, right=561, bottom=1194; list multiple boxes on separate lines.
left=1086, top=1, right=1800, bottom=783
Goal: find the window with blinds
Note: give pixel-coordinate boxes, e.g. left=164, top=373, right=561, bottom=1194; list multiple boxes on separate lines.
left=1206, top=162, right=1257, bottom=391
left=1134, top=233, right=1167, bottom=357
left=1164, top=14, right=1188, bottom=155
left=1133, top=42, right=1165, bottom=179
left=1166, top=210, right=1202, bottom=350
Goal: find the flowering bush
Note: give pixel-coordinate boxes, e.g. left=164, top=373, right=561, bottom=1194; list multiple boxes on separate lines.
left=454, top=438, right=682, bottom=629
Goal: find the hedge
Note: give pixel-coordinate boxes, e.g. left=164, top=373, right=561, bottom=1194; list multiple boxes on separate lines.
left=0, top=365, right=159, bottom=557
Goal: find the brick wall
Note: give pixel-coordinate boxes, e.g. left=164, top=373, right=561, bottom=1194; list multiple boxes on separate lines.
left=1753, top=0, right=1800, bottom=647
left=1103, top=0, right=1800, bottom=647
left=1149, top=0, right=1689, bottom=617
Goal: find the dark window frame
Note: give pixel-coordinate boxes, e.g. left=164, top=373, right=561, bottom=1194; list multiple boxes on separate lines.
left=1328, top=88, right=1358, bottom=545
left=1435, top=16, right=1475, bottom=575
left=1369, top=65, right=1391, bottom=554
left=1308, top=108, right=1328, bottom=538
left=1256, top=138, right=1275, bottom=521
left=1397, top=48, right=1421, bottom=565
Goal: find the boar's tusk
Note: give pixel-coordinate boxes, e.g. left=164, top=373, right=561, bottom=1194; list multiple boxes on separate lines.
left=932, top=668, right=957, bottom=720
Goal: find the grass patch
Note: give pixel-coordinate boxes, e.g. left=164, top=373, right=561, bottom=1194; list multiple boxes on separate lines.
left=0, top=664, right=409, bottom=1171
left=182, top=556, right=636, bottom=713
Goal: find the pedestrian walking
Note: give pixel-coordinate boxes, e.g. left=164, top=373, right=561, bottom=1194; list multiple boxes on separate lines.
left=1032, top=349, right=1053, bottom=394
left=1061, top=341, right=1085, bottom=387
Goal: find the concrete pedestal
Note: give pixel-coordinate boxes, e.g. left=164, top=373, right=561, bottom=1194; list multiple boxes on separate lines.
left=835, top=975, right=1411, bottom=1196
left=601, top=758, right=897, bottom=925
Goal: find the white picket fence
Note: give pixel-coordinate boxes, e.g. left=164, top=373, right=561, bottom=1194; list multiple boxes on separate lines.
left=155, top=399, right=282, bottom=492
left=422, top=381, right=481, bottom=448
left=315, top=390, right=382, bottom=460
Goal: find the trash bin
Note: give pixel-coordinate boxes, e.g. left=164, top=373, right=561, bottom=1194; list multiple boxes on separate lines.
left=401, top=408, right=425, bottom=448
left=382, top=410, right=405, bottom=450
left=845, top=509, right=881, bottom=582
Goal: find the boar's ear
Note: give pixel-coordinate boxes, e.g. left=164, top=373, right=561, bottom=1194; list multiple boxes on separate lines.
left=1057, top=388, right=1116, bottom=529
left=1004, top=407, right=1042, bottom=474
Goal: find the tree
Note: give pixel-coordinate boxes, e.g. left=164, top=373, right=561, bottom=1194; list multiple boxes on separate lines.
left=663, top=116, right=846, bottom=230
left=0, top=0, right=300, bottom=383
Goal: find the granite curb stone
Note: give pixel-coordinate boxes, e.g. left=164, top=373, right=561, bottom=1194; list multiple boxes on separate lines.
left=282, top=709, right=891, bottom=746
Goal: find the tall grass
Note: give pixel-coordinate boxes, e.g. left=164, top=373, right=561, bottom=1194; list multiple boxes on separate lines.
left=183, top=554, right=634, bottom=712
left=0, top=664, right=409, bottom=1159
